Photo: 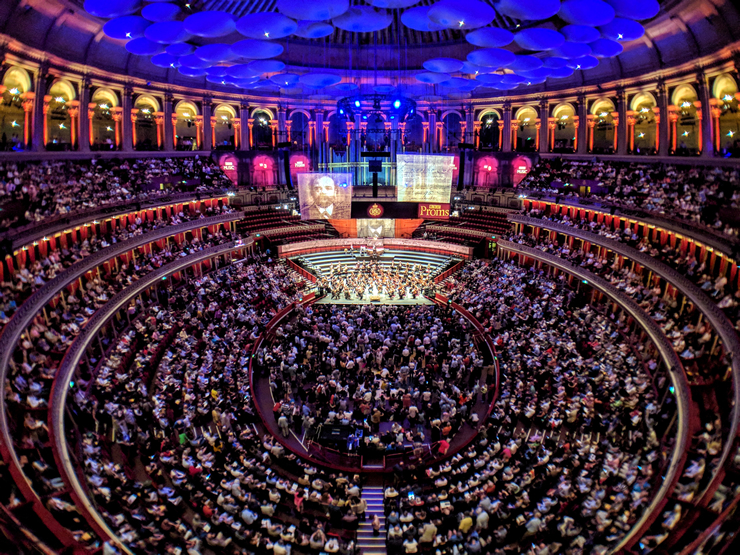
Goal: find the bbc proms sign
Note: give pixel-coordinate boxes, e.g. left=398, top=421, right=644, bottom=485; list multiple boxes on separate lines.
left=418, top=203, right=450, bottom=220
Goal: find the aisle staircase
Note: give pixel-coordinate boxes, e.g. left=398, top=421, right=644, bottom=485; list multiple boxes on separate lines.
left=358, top=486, right=386, bottom=554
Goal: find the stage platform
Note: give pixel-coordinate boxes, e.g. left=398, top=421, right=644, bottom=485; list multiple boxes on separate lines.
left=315, top=295, right=433, bottom=306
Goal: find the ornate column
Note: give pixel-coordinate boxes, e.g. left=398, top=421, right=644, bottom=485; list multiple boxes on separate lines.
left=429, top=111, right=437, bottom=152
left=210, top=115, right=216, bottom=147
left=32, top=66, right=48, bottom=151
left=422, top=121, right=430, bottom=151
left=78, top=78, right=91, bottom=152
left=626, top=111, right=636, bottom=152
left=67, top=101, right=79, bottom=150
left=121, top=86, right=133, bottom=152
left=87, top=102, right=96, bottom=148
left=616, top=89, right=627, bottom=155
left=195, top=115, right=203, bottom=149
left=201, top=98, right=212, bottom=150
left=576, top=94, right=587, bottom=154
left=270, top=121, right=278, bottom=147
left=315, top=111, right=324, bottom=148
left=232, top=118, right=241, bottom=149
left=435, top=121, right=443, bottom=151
left=164, top=93, right=174, bottom=151
left=42, top=95, right=51, bottom=148
left=277, top=107, right=287, bottom=143
left=510, top=119, right=519, bottom=151
left=535, top=119, right=541, bottom=151
left=171, top=113, right=179, bottom=149
left=539, top=99, right=549, bottom=153
left=346, top=121, right=354, bottom=147
left=611, top=111, right=619, bottom=153
left=247, top=118, right=255, bottom=149
left=497, top=120, right=504, bottom=150
left=548, top=118, right=556, bottom=152
left=155, top=113, right=165, bottom=150
left=657, top=81, right=669, bottom=156
left=586, top=115, right=595, bottom=152
left=240, top=105, right=250, bottom=150
left=502, top=101, right=512, bottom=152
left=22, top=94, right=34, bottom=149
left=131, top=108, right=139, bottom=149
left=112, top=107, right=123, bottom=149
left=465, top=108, right=474, bottom=144
left=473, top=121, right=481, bottom=149
left=308, top=120, right=316, bottom=147
left=709, top=99, right=722, bottom=153
left=573, top=116, right=580, bottom=152
left=323, top=120, right=330, bottom=144
left=667, top=106, right=679, bottom=153
left=696, top=72, right=714, bottom=157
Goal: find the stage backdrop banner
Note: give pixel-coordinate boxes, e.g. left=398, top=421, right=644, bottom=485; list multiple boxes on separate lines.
left=396, top=154, right=455, bottom=203
left=418, top=202, right=450, bottom=220
left=297, top=173, right=353, bottom=220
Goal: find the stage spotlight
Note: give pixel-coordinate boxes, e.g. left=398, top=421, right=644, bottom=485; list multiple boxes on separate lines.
left=393, top=99, right=401, bottom=109
left=355, top=100, right=361, bottom=107
left=340, top=182, right=348, bottom=188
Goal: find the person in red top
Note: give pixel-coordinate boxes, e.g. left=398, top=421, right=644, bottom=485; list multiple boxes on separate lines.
left=438, top=439, right=450, bottom=455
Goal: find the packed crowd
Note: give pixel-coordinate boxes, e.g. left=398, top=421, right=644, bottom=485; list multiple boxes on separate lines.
left=4, top=221, right=236, bottom=547
left=522, top=205, right=740, bottom=337
left=316, top=261, right=434, bottom=301
left=518, top=159, right=740, bottom=237
left=70, top=255, right=366, bottom=555
left=0, top=202, right=234, bottom=330
left=258, top=303, right=490, bottom=456
left=376, top=258, right=670, bottom=555
left=501, top=230, right=727, bottom=531
left=0, top=156, right=233, bottom=229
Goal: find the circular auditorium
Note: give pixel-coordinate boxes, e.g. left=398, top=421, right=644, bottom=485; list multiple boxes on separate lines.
left=1, top=1, right=740, bottom=555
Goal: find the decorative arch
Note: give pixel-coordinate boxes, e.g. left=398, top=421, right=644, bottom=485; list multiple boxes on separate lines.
left=515, top=106, right=538, bottom=120
left=478, top=109, right=501, bottom=121
left=251, top=106, right=275, bottom=120
left=91, top=88, right=119, bottom=108
left=2, top=66, right=32, bottom=94
left=630, top=91, right=657, bottom=111
left=552, top=102, right=576, bottom=119
left=135, top=94, right=160, bottom=112
left=289, top=108, right=312, bottom=120
left=439, top=109, right=462, bottom=121
left=175, top=100, right=199, bottom=116
left=48, top=79, right=77, bottom=101
left=214, top=103, right=237, bottom=119
left=713, top=73, right=738, bottom=100
left=590, top=99, right=615, bottom=116
left=324, top=110, right=337, bottom=120
left=671, top=84, right=697, bottom=106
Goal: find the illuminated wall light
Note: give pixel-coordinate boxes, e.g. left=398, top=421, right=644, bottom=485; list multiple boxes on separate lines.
left=681, top=101, right=691, bottom=108
left=11, top=120, right=18, bottom=127
left=59, top=123, right=66, bottom=129
left=9, top=87, right=19, bottom=95
left=55, top=96, right=66, bottom=103
left=106, top=126, right=113, bottom=131
left=723, top=94, right=733, bottom=101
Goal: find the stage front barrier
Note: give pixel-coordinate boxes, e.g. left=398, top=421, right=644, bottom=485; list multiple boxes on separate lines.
left=277, top=238, right=473, bottom=259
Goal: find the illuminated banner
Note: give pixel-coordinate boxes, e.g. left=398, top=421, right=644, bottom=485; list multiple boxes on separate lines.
left=297, top=173, right=352, bottom=220
left=418, top=202, right=450, bottom=220
left=357, top=219, right=395, bottom=238
left=396, top=154, right=454, bottom=203
left=217, top=153, right=239, bottom=186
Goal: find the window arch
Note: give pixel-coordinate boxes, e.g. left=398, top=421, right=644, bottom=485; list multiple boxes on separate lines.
left=552, top=103, right=576, bottom=153
left=515, top=106, right=538, bottom=152
left=213, top=104, right=236, bottom=149
left=175, top=100, right=199, bottom=150
left=0, top=67, right=31, bottom=150
left=630, top=92, right=657, bottom=154
left=251, top=110, right=273, bottom=149
left=403, top=113, right=424, bottom=151
left=590, top=99, right=616, bottom=154
left=441, top=111, right=462, bottom=151
left=46, top=80, right=77, bottom=149
left=478, top=110, right=500, bottom=151
left=670, top=85, right=699, bottom=155
left=90, top=88, right=118, bottom=150
left=289, top=110, right=310, bottom=150
left=713, top=74, right=740, bottom=156
left=134, top=95, right=160, bottom=151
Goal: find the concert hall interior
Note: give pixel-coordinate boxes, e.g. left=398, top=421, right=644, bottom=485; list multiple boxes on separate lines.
left=1, top=1, right=740, bottom=554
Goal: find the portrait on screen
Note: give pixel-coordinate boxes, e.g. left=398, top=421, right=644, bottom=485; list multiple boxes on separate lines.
left=396, top=154, right=455, bottom=203
left=297, top=173, right=353, bottom=220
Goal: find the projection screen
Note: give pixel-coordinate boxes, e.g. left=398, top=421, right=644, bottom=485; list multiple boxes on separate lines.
left=297, top=173, right=353, bottom=220
left=396, top=154, right=455, bottom=203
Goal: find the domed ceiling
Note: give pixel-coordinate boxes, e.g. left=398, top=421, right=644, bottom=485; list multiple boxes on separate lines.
left=2, top=0, right=739, bottom=99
